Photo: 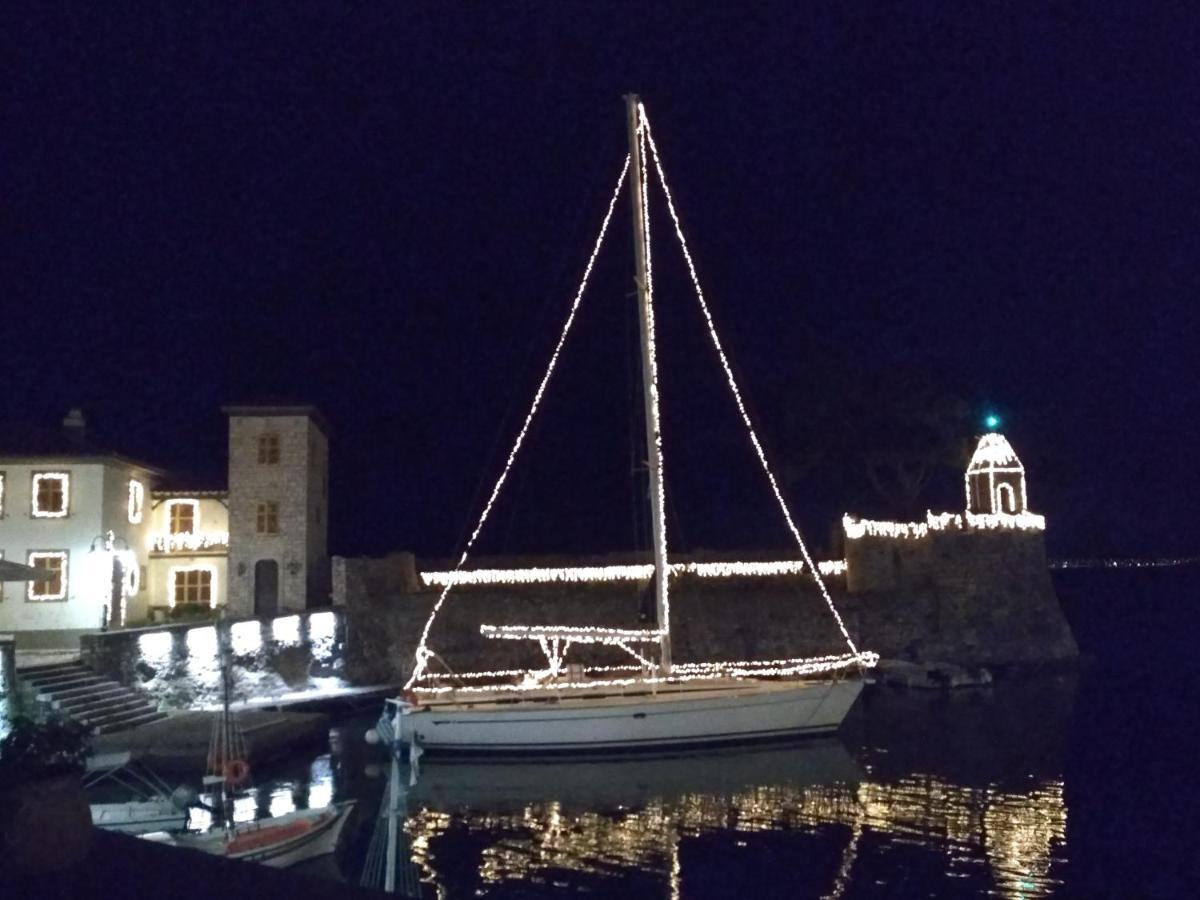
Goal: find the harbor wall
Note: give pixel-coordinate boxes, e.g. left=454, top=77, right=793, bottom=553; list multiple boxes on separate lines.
left=76, top=528, right=1077, bottom=706
left=333, top=533, right=1077, bottom=685
left=845, top=529, right=1078, bottom=667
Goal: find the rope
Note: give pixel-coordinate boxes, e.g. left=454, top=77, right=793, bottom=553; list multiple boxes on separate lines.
left=642, top=112, right=860, bottom=656
left=406, top=156, right=632, bottom=688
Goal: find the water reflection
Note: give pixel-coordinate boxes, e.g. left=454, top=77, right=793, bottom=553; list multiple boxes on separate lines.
left=355, top=678, right=1074, bottom=898
left=397, top=765, right=1065, bottom=899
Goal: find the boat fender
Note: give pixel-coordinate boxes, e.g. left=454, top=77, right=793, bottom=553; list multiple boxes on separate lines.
left=223, top=758, right=251, bottom=786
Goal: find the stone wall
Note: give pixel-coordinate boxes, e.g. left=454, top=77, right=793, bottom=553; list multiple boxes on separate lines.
left=336, top=533, right=1077, bottom=683
left=845, top=529, right=1078, bottom=667
left=335, top=552, right=860, bottom=684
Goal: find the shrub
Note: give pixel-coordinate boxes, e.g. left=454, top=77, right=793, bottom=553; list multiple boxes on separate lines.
left=0, top=715, right=90, bottom=787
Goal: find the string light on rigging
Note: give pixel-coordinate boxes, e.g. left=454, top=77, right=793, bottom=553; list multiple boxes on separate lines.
left=642, top=112, right=860, bottom=657
left=405, top=156, right=633, bottom=690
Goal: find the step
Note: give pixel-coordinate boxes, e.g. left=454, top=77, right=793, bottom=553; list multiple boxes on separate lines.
left=54, top=688, right=141, bottom=712
left=63, top=694, right=154, bottom=719
left=79, top=705, right=157, bottom=730
left=46, top=683, right=129, bottom=704
left=93, top=710, right=168, bottom=735
left=15, top=659, right=84, bottom=676
left=24, top=673, right=104, bottom=691
left=22, top=663, right=89, bottom=680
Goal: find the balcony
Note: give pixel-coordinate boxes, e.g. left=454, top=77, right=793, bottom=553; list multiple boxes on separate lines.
left=149, top=531, right=229, bottom=554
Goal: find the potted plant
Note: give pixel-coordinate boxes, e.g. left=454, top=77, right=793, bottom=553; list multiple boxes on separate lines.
left=0, top=713, right=93, bottom=871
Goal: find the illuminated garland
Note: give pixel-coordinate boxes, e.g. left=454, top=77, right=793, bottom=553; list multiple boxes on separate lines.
left=26, top=551, right=68, bottom=601
left=842, top=510, right=1045, bottom=541
left=150, top=531, right=230, bottom=553
left=635, top=103, right=671, bottom=645
left=83, top=544, right=140, bottom=626
left=410, top=651, right=878, bottom=696
left=965, top=432, right=1029, bottom=513
left=128, top=479, right=144, bottom=524
left=31, top=472, right=70, bottom=518
left=406, top=156, right=633, bottom=690
left=421, top=559, right=845, bottom=587
left=481, top=624, right=666, bottom=643
left=642, top=115, right=860, bottom=657
left=168, top=563, right=219, bottom=609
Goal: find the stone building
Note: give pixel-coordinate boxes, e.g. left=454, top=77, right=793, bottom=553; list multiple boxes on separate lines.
left=223, top=406, right=329, bottom=617
left=0, top=404, right=330, bottom=647
left=0, top=411, right=161, bottom=645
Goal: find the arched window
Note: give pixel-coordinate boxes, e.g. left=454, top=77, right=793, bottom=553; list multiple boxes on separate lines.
left=995, top=482, right=1017, bottom=514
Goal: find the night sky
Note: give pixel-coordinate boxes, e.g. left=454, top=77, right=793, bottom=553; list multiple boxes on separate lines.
left=3, top=4, right=1197, bottom=561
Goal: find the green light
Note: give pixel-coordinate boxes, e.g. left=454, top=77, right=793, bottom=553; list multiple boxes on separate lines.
left=985, top=414, right=1001, bottom=430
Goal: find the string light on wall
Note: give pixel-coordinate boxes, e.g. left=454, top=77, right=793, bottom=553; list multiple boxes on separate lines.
left=26, top=551, right=68, bottom=601
left=128, top=479, right=145, bottom=524
left=843, top=510, right=1044, bottom=541
left=168, top=563, right=218, bottom=610
left=421, top=559, right=846, bottom=588
left=150, top=531, right=230, bottom=553
left=83, top=533, right=140, bottom=627
left=31, top=472, right=70, bottom=518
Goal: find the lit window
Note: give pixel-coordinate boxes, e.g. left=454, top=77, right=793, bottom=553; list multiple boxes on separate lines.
left=257, top=434, right=280, bottom=465
left=32, top=473, right=69, bottom=518
left=128, top=479, right=145, bottom=524
left=171, top=566, right=214, bottom=607
left=28, top=551, right=68, bottom=601
left=256, top=502, right=279, bottom=534
left=167, top=500, right=197, bottom=535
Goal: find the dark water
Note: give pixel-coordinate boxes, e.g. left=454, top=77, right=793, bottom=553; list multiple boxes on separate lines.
left=233, top=567, right=1196, bottom=897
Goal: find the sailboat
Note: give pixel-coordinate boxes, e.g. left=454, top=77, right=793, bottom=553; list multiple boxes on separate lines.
left=377, top=96, right=878, bottom=755
left=140, top=619, right=355, bottom=866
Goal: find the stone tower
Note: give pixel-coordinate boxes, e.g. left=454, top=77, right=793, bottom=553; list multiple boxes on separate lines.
left=223, top=406, right=330, bottom=617
left=965, top=432, right=1028, bottom=515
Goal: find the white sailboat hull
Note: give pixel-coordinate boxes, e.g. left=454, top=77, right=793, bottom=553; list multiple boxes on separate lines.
left=398, top=678, right=863, bottom=753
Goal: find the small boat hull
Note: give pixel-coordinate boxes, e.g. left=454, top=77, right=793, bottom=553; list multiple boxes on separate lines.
left=398, top=678, right=863, bottom=754
left=142, top=802, right=355, bottom=868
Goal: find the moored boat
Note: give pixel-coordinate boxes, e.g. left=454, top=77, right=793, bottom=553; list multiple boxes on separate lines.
left=377, top=95, right=877, bottom=757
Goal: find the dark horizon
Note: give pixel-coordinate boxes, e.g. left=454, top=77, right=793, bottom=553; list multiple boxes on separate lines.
left=4, top=4, right=1197, bottom=561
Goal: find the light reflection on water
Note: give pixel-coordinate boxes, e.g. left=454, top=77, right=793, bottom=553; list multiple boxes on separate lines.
left=345, top=678, right=1076, bottom=898
left=396, top=764, right=1065, bottom=899
left=123, top=678, right=1074, bottom=897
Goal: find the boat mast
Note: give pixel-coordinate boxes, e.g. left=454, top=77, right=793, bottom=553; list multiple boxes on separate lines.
left=625, top=94, right=671, bottom=673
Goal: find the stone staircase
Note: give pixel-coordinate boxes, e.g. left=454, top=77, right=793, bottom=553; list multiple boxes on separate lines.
left=17, top=660, right=167, bottom=735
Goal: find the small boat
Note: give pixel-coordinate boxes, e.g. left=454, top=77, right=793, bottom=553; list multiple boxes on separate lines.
left=142, top=802, right=354, bottom=867
left=140, top=620, right=354, bottom=867
left=85, top=750, right=188, bottom=835
left=375, top=96, right=877, bottom=757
